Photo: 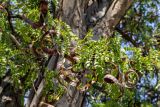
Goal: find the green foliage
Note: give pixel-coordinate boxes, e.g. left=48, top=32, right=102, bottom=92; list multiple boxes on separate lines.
left=92, top=103, right=106, bottom=107
left=0, top=0, right=160, bottom=106
left=44, top=69, right=64, bottom=102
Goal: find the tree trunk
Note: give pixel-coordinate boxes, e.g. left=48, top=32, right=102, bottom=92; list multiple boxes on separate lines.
left=54, top=0, right=133, bottom=107
left=0, top=71, right=22, bottom=107
left=0, top=0, right=133, bottom=107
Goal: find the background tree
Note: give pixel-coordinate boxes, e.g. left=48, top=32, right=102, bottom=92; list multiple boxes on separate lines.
left=0, top=0, right=160, bottom=107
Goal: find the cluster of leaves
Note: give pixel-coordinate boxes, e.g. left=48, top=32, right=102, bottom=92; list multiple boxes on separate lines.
left=120, top=0, right=160, bottom=48
left=1, top=13, right=160, bottom=106
left=49, top=20, right=160, bottom=106
left=0, top=0, right=160, bottom=106
left=75, top=33, right=160, bottom=106
left=117, top=0, right=160, bottom=106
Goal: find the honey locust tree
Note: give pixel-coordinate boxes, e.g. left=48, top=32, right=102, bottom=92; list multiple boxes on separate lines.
left=0, top=0, right=160, bottom=107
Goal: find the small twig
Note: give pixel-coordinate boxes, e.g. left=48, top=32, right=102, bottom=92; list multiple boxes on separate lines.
left=33, top=83, right=38, bottom=96
left=115, top=27, right=138, bottom=47
left=10, top=34, right=21, bottom=48
left=5, top=6, right=22, bottom=48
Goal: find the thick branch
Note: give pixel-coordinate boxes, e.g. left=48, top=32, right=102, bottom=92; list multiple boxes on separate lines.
left=58, top=0, right=90, bottom=37
left=27, top=53, right=59, bottom=107
left=11, top=15, right=41, bottom=29
left=29, top=79, right=45, bottom=107
left=93, top=0, right=134, bottom=38
left=5, top=8, right=21, bottom=48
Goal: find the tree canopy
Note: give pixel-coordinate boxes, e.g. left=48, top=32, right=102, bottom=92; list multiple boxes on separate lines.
left=0, top=0, right=160, bottom=107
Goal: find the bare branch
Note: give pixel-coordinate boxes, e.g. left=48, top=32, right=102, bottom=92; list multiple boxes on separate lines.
left=29, top=79, right=45, bottom=107
left=10, top=34, right=21, bottom=48
left=115, top=27, right=138, bottom=47
left=5, top=7, right=22, bottom=48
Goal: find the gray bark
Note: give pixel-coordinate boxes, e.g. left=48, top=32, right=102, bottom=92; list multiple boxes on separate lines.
left=54, top=0, right=134, bottom=107
left=0, top=0, right=133, bottom=107
left=26, top=54, right=59, bottom=107
left=0, top=71, right=22, bottom=107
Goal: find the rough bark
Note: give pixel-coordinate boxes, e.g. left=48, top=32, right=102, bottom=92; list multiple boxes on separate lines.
left=93, top=0, right=134, bottom=37
left=0, top=0, right=134, bottom=107
left=58, top=0, right=90, bottom=38
left=54, top=85, right=84, bottom=107
left=26, top=54, right=59, bottom=107
left=0, top=71, right=22, bottom=107
left=54, top=0, right=134, bottom=107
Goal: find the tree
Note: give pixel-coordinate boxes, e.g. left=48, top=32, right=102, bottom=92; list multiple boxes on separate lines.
left=0, top=0, right=160, bottom=107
